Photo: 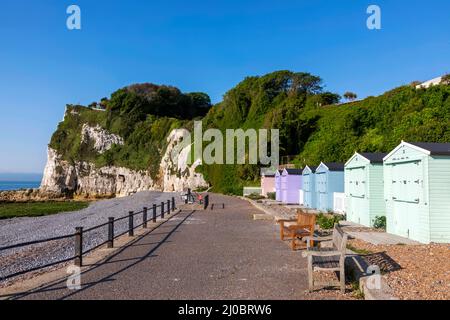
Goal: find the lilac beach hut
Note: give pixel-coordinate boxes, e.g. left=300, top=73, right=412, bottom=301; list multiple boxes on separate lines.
left=281, top=168, right=303, bottom=204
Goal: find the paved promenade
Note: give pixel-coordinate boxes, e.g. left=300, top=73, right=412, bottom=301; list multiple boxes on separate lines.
left=14, top=194, right=308, bottom=300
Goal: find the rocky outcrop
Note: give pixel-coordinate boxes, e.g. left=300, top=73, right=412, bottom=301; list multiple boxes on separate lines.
left=40, top=147, right=155, bottom=198
left=160, top=129, right=208, bottom=192
left=81, top=124, right=124, bottom=154
left=39, top=127, right=208, bottom=198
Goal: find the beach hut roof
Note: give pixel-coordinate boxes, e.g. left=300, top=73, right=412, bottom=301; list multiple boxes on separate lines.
left=384, top=141, right=450, bottom=161
left=408, top=142, right=450, bottom=155
left=283, top=168, right=303, bottom=175
left=261, top=169, right=277, bottom=177
left=358, top=152, right=387, bottom=163
left=303, top=165, right=317, bottom=173
left=320, top=162, right=345, bottom=171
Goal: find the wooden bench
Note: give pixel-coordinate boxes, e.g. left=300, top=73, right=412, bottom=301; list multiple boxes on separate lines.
left=277, top=210, right=316, bottom=250
left=303, top=224, right=348, bottom=293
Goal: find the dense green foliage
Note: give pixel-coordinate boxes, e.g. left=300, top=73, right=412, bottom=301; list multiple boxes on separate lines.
left=49, top=72, right=450, bottom=195
left=200, top=71, right=450, bottom=194
left=50, top=84, right=211, bottom=178
left=0, top=201, right=90, bottom=219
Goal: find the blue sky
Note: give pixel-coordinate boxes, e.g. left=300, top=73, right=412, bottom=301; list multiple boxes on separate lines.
left=0, top=0, right=449, bottom=174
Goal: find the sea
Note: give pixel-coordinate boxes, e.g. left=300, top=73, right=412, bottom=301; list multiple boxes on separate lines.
left=0, top=181, right=41, bottom=191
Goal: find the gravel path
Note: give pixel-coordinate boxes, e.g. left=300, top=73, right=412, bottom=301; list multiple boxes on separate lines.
left=0, top=191, right=180, bottom=282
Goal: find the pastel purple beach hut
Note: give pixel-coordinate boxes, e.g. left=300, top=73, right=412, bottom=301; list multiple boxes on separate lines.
left=281, top=168, right=303, bottom=204
left=275, top=170, right=283, bottom=201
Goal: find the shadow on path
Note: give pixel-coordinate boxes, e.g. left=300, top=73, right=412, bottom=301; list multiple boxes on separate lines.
left=10, top=210, right=195, bottom=300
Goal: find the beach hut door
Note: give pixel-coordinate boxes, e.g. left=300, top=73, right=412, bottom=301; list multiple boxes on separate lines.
left=316, top=172, right=327, bottom=209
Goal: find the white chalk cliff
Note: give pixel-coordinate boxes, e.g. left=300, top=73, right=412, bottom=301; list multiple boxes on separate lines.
left=40, top=124, right=208, bottom=198
left=160, top=129, right=208, bottom=192
left=81, top=124, right=124, bottom=154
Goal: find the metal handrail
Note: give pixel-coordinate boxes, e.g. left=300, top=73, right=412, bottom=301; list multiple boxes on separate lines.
left=0, top=196, right=180, bottom=282
left=84, top=221, right=111, bottom=233
left=0, top=233, right=75, bottom=252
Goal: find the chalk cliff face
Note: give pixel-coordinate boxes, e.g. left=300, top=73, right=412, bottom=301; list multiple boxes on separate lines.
left=40, top=125, right=208, bottom=198
left=40, top=147, right=155, bottom=197
left=160, top=129, right=208, bottom=192
left=81, top=124, right=124, bottom=154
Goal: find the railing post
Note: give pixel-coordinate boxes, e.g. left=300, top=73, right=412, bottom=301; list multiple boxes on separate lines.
left=128, top=211, right=134, bottom=236
left=172, top=197, right=175, bottom=211
left=161, top=202, right=165, bottom=219
left=74, top=227, right=83, bottom=267
left=187, top=188, right=191, bottom=203
left=153, top=204, right=157, bottom=223
left=143, top=207, right=148, bottom=228
left=107, top=217, right=114, bottom=248
left=167, top=200, right=171, bottom=215
left=204, top=195, right=209, bottom=210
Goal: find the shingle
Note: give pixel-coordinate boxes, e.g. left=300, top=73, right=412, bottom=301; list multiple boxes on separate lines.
left=285, top=168, right=303, bottom=175
left=359, top=152, right=387, bottom=163
left=322, top=162, right=345, bottom=171
left=408, top=142, right=450, bottom=156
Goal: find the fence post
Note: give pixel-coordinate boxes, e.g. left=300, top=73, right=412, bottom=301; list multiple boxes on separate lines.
left=153, top=204, right=157, bottom=223
left=107, top=217, right=114, bottom=248
left=143, top=207, right=148, bottom=228
left=167, top=200, right=171, bottom=215
left=129, top=211, right=134, bottom=236
left=74, top=227, right=83, bottom=267
left=204, top=195, right=209, bottom=210
left=161, top=202, right=165, bottom=219
left=172, top=197, right=175, bottom=211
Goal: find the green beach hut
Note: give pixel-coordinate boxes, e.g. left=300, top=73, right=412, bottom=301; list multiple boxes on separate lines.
left=384, top=141, right=450, bottom=243
left=345, top=152, right=386, bottom=227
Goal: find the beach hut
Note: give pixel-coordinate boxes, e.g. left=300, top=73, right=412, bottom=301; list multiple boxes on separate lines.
left=281, top=168, right=303, bottom=204
left=275, top=170, right=283, bottom=201
left=302, top=165, right=317, bottom=209
left=315, top=162, right=345, bottom=212
left=384, top=141, right=450, bottom=243
left=345, top=152, right=386, bottom=227
left=261, top=171, right=276, bottom=197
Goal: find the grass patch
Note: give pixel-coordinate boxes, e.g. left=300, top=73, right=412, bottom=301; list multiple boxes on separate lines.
left=0, top=201, right=90, bottom=219
left=346, top=244, right=374, bottom=255
left=350, top=281, right=365, bottom=299
left=246, top=193, right=265, bottom=200
left=348, top=268, right=365, bottom=299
